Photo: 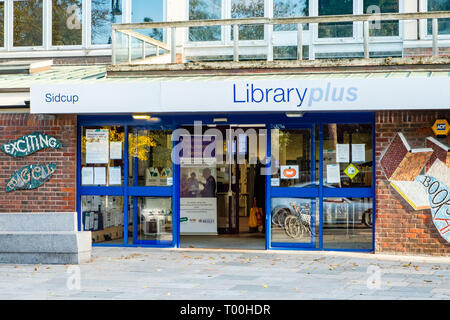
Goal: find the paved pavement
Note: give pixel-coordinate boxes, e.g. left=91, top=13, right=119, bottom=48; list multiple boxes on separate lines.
left=0, top=247, right=449, bottom=300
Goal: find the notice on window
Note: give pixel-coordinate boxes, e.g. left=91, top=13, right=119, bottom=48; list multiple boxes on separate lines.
left=336, top=144, right=350, bottom=163
left=81, top=167, right=94, bottom=185
left=352, top=144, right=365, bottom=163
left=238, top=134, right=247, bottom=155
left=326, top=164, right=341, bottom=184
left=271, top=178, right=280, bottom=187
left=180, top=198, right=217, bottom=235
left=280, top=165, right=299, bottom=179
left=109, top=167, right=121, bottom=185
left=94, top=167, right=106, bottom=185
left=110, top=141, right=122, bottom=160
left=86, top=129, right=109, bottom=164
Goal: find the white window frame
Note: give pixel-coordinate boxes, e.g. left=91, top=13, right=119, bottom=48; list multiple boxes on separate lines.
left=419, top=0, right=450, bottom=40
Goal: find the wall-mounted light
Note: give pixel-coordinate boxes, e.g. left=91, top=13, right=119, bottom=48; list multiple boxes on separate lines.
left=132, top=114, right=151, bottom=120
left=285, top=112, right=305, bottom=118
left=213, top=118, right=228, bottom=123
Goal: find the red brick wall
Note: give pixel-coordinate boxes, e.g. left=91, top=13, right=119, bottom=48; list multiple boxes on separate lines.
left=0, top=114, right=77, bottom=212
left=375, top=110, right=450, bottom=256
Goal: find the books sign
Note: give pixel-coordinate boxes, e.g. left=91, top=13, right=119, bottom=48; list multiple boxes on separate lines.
left=6, top=163, right=57, bottom=193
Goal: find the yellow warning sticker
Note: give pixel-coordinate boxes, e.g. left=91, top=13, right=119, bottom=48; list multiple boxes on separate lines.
left=344, top=164, right=359, bottom=180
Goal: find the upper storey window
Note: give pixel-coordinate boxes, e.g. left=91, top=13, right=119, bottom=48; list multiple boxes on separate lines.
left=52, top=0, right=82, bottom=46
left=273, top=0, right=309, bottom=31
left=364, top=0, right=399, bottom=37
left=92, top=0, right=123, bottom=45
left=231, top=0, right=265, bottom=40
left=13, top=0, right=43, bottom=46
left=132, top=0, right=164, bottom=41
left=318, top=0, right=353, bottom=38
left=0, top=1, right=4, bottom=47
left=189, top=0, right=222, bottom=41
left=427, top=0, right=450, bottom=35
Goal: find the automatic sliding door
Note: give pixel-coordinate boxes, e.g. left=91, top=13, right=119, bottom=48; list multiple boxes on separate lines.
left=269, top=126, right=319, bottom=248
left=127, top=128, right=175, bottom=246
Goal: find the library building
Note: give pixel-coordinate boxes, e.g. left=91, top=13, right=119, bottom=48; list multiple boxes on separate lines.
left=0, top=0, right=449, bottom=261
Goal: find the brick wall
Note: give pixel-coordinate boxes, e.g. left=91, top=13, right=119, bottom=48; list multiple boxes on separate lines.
left=404, top=47, right=450, bottom=57
left=375, top=110, right=450, bottom=256
left=0, top=114, right=77, bottom=212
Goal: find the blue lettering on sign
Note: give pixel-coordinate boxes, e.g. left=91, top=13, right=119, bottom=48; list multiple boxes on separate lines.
left=232, top=83, right=358, bottom=108
left=45, top=93, right=79, bottom=104
left=437, top=124, right=446, bottom=130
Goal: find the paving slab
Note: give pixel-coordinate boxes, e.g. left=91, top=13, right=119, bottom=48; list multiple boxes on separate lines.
left=0, top=247, right=448, bottom=300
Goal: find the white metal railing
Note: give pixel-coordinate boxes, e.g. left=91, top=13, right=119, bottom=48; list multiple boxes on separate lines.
left=111, top=11, right=450, bottom=65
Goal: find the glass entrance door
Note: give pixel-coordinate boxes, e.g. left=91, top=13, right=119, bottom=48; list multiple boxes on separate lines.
left=269, top=125, right=319, bottom=248
left=127, top=128, right=176, bottom=246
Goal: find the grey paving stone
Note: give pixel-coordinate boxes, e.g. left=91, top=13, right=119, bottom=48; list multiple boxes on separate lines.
left=0, top=247, right=448, bottom=300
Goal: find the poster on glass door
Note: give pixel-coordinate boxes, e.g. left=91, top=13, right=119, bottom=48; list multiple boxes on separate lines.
left=85, top=129, right=109, bottom=164
left=180, top=135, right=218, bottom=235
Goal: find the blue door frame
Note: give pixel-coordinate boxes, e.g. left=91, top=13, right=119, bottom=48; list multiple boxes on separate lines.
left=77, top=112, right=375, bottom=252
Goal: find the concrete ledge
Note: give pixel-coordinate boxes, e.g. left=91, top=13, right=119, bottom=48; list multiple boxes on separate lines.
left=0, top=252, right=91, bottom=264
left=0, top=232, right=91, bottom=253
left=0, top=212, right=77, bottom=232
left=0, top=213, right=91, bottom=265
left=107, top=56, right=450, bottom=77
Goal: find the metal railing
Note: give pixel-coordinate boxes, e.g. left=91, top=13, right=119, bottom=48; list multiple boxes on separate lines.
left=111, top=11, right=450, bottom=65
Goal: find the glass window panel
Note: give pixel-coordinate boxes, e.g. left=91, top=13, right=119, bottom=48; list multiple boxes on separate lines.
left=322, top=124, right=373, bottom=188
left=231, top=0, right=265, bottom=41
left=271, top=198, right=319, bottom=246
left=427, top=0, right=450, bottom=35
left=323, top=197, right=373, bottom=250
left=128, top=130, right=172, bottom=187
left=364, top=0, right=399, bottom=37
left=189, top=0, right=222, bottom=41
left=131, top=0, right=164, bottom=41
left=134, top=197, right=173, bottom=242
left=13, top=0, right=43, bottom=47
left=273, top=45, right=309, bottom=60
left=81, top=126, right=125, bottom=186
left=81, top=195, right=124, bottom=244
left=273, top=0, right=309, bottom=31
left=318, top=0, right=353, bottom=38
left=91, top=0, right=122, bottom=45
left=0, top=2, right=4, bottom=47
left=52, top=0, right=82, bottom=46
left=271, top=128, right=313, bottom=187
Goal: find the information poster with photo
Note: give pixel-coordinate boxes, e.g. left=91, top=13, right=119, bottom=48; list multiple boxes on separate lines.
left=86, top=129, right=109, bottom=164
left=180, top=135, right=218, bottom=235
left=180, top=162, right=218, bottom=235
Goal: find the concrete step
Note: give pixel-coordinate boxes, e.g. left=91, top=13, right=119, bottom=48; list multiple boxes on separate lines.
left=0, top=213, right=91, bottom=264
left=0, top=232, right=91, bottom=253
left=0, top=212, right=77, bottom=232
